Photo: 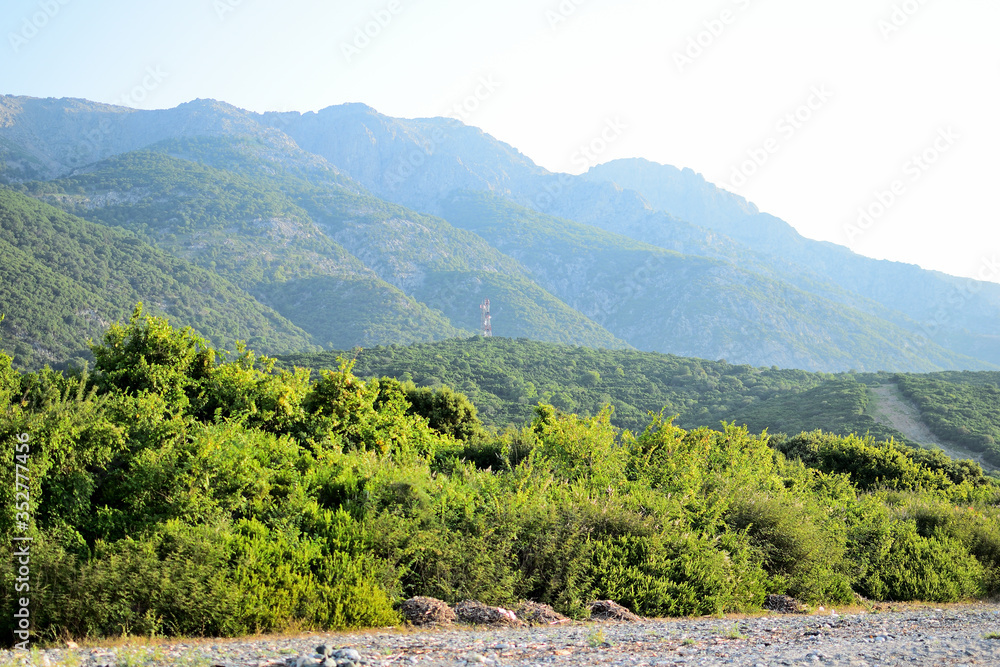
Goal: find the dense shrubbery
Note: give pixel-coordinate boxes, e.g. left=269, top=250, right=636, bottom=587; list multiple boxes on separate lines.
left=281, top=339, right=898, bottom=439
left=2, top=311, right=1000, bottom=645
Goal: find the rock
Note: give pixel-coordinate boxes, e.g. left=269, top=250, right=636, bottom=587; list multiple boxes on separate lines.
left=400, top=596, right=457, bottom=626
left=333, top=648, right=361, bottom=662
left=763, top=594, right=806, bottom=614
left=316, top=645, right=334, bottom=657
left=453, top=600, right=525, bottom=627
left=513, top=601, right=571, bottom=625
left=587, top=600, right=643, bottom=622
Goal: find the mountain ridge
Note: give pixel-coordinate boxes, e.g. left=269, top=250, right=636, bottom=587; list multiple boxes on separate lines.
left=0, top=94, right=995, bottom=372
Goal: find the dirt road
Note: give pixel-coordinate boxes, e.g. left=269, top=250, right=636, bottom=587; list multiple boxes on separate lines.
left=868, top=383, right=994, bottom=471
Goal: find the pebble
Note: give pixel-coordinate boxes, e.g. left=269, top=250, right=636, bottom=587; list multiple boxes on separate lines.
left=2, top=603, right=1000, bottom=666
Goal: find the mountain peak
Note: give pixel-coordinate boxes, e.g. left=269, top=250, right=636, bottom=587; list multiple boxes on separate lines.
left=174, top=98, right=249, bottom=116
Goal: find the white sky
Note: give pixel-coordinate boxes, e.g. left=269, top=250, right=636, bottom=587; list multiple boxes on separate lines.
left=3, top=0, right=998, bottom=283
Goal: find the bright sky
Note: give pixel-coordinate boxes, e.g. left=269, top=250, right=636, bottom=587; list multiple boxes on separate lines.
left=3, top=0, right=999, bottom=283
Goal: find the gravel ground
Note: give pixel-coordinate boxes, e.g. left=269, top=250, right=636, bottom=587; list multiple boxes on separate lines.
left=3, top=604, right=1000, bottom=667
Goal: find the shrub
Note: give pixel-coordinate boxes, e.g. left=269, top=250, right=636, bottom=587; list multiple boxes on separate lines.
left=848, top=508, right=985, bottom=602
left=18, top=522, right=241, bottom=642
left=725, top=491, right=853, bottom=604
left=231, top=512, right=400, bottom=632
left=777, top=431, right=953, bottom=491
left=588, top=530, right=767, bottom=617
left=397, top=381, right=482, bottom=440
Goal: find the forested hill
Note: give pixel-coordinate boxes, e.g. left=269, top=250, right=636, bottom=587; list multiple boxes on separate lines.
left=279, top=337, right=1000, bottom=472
left=0, top=187, right=316, bottom=369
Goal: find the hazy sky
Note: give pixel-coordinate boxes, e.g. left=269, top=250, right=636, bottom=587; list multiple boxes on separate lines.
left=3, top=0, right=998, bottom=283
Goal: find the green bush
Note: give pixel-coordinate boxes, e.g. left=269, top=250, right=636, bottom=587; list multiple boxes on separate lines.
left=725, top=491, right=853, bottom=604
left=589, top=531, right=767, bottom=617
left=777, top=431, right=953, bottom=491
left=231, top=512, right=400, bottom=632
left=24, top=522, right=242, bottom=642
left=848, top=502, right=985, bottom=602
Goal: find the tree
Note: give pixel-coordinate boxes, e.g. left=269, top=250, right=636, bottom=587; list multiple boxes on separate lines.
left=399, top=382, right=482, bottom=441
left=90, top=304, right=212, bottom=414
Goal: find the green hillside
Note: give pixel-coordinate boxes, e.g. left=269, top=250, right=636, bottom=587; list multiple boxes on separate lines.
left=22, top=149, right=470, bottom=347
left=897, top=373, right=1000, bottom=466
left=24, top=143, right=625, bottom=351
left=280, top=337, right=1000, bottom=478
left=438, top=191, right=986, bottom=372
left=2, top=96, right=999, bottom=372
left=0, top=187, right=315, bottom=369
left=278, top=337, right=891, bottom=437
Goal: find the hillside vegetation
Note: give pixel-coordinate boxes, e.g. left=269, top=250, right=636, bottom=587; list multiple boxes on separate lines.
left=282, top=337, right=992, bottom=481
left=0, top=187, right=315, bottom=369
left=3, top=312, right=998, bottom=645
left=438, top=190, right=978, bottom=372
left=23, top=142, right=625, bottom=353
left=897, top=373, right=1000, bottom=467
left=280, top=338, right=897, bottom=437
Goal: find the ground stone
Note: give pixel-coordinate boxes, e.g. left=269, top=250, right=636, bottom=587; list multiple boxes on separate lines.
left=512, top=601, right=570, bottom=625
left=453, top=600, right=525, bottom=627
left=587, top=600, right=643, bottom=622
left=400, top=596, right=458, bottom=626
left=764, top=594, right=806, bottom=614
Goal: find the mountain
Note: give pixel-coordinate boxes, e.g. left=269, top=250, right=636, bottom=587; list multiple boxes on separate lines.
left=0, top=94, right=997, bottom=372
left=20, top=134, right=626, bottom=353
left=22, top=147, right=472, bottom=349
left=583, top=159, right=1000, bottom=365
left=437, top=191, right=980, bottom=370
left=0, top=187, right=315, bottom=369
left=261, top=104, right=998, bottom=370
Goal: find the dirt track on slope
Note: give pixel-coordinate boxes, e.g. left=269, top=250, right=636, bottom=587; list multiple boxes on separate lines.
left=868, top=383, right=994, bottom=471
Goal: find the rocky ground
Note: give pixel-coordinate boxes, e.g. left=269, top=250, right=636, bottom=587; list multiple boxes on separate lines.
left=3, top=603, right=999, bottom=667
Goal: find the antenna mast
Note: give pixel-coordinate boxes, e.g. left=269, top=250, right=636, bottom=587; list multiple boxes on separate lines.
left=480, top=298, right=492, bottom=337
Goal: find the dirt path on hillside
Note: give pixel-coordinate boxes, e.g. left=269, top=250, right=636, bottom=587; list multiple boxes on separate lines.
left=868, top=383, right=995, bottom=471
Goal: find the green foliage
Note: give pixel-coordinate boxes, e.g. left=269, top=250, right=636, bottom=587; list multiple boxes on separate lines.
left=396, top=380, right=482, bottom=440
left=848, top=512, right=985, bottom=602
left=23, top=146, right=469, bottom=351
left=776, top=431, right=956, bottom=492
left=529, top=404, right=626, bottom=488
left=27, top=522, right=242, bottom=641
left=725, top=491, right=853, bottom=604
left=731, top=378, right=902, bottom=443
left=92, top=304, right=210, bottom=412
left=302, top=362, right=436, bottom=458
left=0, top=186, right=315, bottom=370
left=25, top=144, right=630, bottom=352
left=588, top=531, right=767, bottom=617
left=2, top=314, right=999, bottom=646
left=281, top=338, right=882, bottom=437
left=230, top=512, right=400, bottom=632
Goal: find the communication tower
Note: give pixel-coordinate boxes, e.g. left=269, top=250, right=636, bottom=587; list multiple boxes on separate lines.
left=480, top=298, right=492, bottom=337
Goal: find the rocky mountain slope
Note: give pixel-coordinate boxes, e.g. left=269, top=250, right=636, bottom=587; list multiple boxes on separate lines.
left=0, top=94, right=995, bottom=372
